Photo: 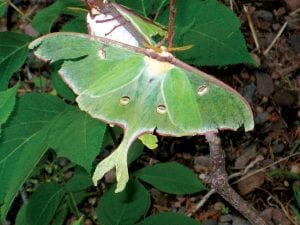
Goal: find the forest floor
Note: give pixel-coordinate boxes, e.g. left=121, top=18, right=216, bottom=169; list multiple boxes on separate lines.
left=0, top=0, right=299, bottom=225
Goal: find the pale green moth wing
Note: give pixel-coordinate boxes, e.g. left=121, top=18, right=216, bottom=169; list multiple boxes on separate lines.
left=29, top=32, right=254, bottom=192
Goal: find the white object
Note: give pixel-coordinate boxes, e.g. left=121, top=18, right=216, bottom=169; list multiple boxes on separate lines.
left=86, top=11, right=139, bottom=47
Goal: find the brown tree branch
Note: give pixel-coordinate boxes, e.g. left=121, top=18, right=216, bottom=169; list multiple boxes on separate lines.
left=168, top=0, right=176, bottom=49
left=201, top=132, right=270, bottom=225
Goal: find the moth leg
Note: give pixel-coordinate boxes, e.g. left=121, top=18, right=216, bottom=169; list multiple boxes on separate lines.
left=105, top=20, right=129, bottom=36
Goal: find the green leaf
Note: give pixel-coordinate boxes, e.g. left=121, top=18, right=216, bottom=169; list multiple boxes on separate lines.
left=15, top=203, right=30, bottom=225
left=60, top=17, right=87, bottom=33
left=96, top=180, right=150, bottom=225
left=50, top=204, right=68, bottom=225
left=116, top=0, right=167, bottom=17
left=26, top=183, right=66, bottom=225
left=0, top=32, right=32, bottom=90
left=51, top=63, right=76, bottom=101
left=0, top=0, right=7, bottom=17
left=116, top=0, right=153, bottom=16
left=0, top=94, right=55, bottom=221
left=136, top=212, right=201, bottom=225
left=32, top=0, right=84, bottom=33
left=29, top=32, right=253, bottom=192
left=0, top=84, right=18, bottom=135
left=65, top=173, right=93, bottom=193
left=48, top=106, right=106, bottom=173
left=135, top=162, right=206, bottom=194
left=0, top=94, right=104, bottom=221
left=127, top=139, right=144, bottom=165
left=158, top=0, right=252, bottom=66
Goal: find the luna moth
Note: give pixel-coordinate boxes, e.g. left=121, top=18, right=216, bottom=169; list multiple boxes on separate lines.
left=29, top=1, right=254, bottom=193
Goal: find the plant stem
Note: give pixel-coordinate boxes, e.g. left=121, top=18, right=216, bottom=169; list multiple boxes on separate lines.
left=168, top=0, right=176, bottom=49
left=67, top=191, right=82, bottom=219
left=202, top=132, right=270, bottom=225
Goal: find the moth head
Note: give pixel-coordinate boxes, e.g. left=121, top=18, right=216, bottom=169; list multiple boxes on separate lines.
left=84, top=0, right=104, bottom=13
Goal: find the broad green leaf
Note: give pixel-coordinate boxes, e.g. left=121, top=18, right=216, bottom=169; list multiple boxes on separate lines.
left=26, top=183, right=66, bottom=225
left=0, top=84, right=18, bottom=135
left=29, top=32, right=253, bottom=192
left=158, top=0, right=252, bottom=66
left=136, top=212, right=201, bottom=225
left=60, top=17, right=87, bottom=33
left=115, top=0, right=167, bottom=17
left=65, top=173, right=93, bottom=193
left=15, top=203, right=30, bottom=225
left=135, top=162, right=206, bottom=194
left=32, top=0, right=84, bottom=33
left=50, top=204, right=68, bottom=225
left=0, top=0, right=7, bottom=17
left=0, top=32, right=31, bottom=90
left=127, top=139, right=144, bottom=164
left=96, top=180, right=150, bottom=225
left=48, top=106, right=105, bottom=173
left=139, top=134, right=158, bottom=149
left=51, top=63, right=76, bottom=101
left=116, top=0, right=152, bottom=16
left=0, top=95, right=53, bottom=221
left=0, top=94, right=104, bottom=221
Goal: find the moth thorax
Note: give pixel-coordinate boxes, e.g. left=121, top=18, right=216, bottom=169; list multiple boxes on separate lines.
left=144, top=55, right=174, bottom=77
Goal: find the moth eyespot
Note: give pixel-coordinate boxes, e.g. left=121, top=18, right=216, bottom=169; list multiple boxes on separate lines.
left=156, top=105, right=167, bottom=114
left=197, top=84, right=209, bottom=96
left=119, top=96, right=131, bottom=105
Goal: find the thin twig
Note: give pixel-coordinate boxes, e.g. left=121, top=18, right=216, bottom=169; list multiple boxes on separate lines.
left=290, top=7, right=300, bottom=16
left=263, top=21, right=288, bottom=55
left=193, top=152, right=300, bottom=213
left=229, top=0, right=233, bottom=10
left=8, top=0, right=32, bottom=22
left=201, top=133, right=269, bottom=225
left=258, top=188, right=298, bottom=225
left=243, top=5, right=261, bottom=53
left=192, top=155, right=263, bottom=214
left=232, top=152, right=300, bottom=185
left=168, top=0, right=176, bottom=49
left=188, top=188, right=215, bottom=216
